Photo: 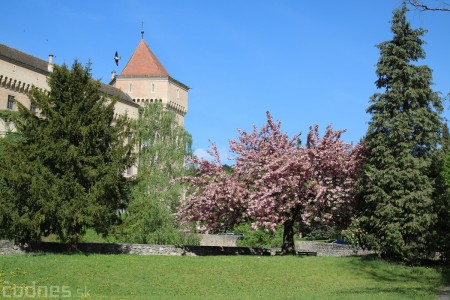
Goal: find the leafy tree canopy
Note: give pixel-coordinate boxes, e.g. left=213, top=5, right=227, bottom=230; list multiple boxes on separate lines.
left=176, top=112, right=364, bottom=254
left=118, top=103, right=198, bottom=245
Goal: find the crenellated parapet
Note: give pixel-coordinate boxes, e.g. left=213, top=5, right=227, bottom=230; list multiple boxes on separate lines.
left=0, top=73, right=44, bottom=95
left=130, top=97, right=187, bottom=117
left=167, top=100, right=187, bottom=116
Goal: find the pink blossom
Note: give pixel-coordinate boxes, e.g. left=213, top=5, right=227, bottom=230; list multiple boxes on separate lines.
left=175, top=112, right=364, bottom=237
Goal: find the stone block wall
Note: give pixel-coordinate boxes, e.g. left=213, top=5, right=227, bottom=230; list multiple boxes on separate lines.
left=0, top=240, right=23, bottom=255
left=0, top=240, right=271, bottom=256
left=295, top=241, right=375, bottom=257
left=0, top=240, right=373, bottom=257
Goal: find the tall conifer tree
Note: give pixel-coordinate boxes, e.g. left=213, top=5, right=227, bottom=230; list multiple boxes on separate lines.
left=357, top=3, right=444, bottom=261
left=434, top=126, right=450, bottom=260
left=0, top=62, right=134, bottom=245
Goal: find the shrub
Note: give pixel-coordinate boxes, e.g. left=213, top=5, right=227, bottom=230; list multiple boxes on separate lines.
left=233, top=223, right=283, bottom=248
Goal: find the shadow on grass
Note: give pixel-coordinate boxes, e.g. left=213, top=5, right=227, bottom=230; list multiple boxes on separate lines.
left=340, top=286, right=437, bottom=299
left=347, top=256, right=450, bottom=297
left=23, top=241, right=274, bottom=256
left=24, top=241, right=125, bottom=255
left=441, top=267, right=450, bottom=286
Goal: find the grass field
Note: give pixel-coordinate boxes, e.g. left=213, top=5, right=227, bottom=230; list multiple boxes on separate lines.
left=0, top=254, right=448, bottom=299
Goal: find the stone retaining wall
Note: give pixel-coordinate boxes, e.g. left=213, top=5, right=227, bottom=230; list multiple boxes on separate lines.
left=295, top=241, right=375, bottom=256
left=0, top=240, right=373, bottom=257
left=0, top=240, right=24, bottom=255
left=0, top=240, right=271, bottom=256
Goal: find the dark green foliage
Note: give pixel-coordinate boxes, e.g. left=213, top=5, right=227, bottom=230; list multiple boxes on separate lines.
left=222, top=164, right=234, bottom=174
left=0, top=133, right=22, bottom=239
left=117, top=103, right=199, bottom=245
left=303, top=225, right=341, bottom=241
left=233, top=223, right=283, bottom=248
left=0, top=109, right=19, bottom=122
left=0, top=61, right=134, bottom=246
left=433, top=149, right=450, bottom=260
left=356, top=3, right=445, bottom=262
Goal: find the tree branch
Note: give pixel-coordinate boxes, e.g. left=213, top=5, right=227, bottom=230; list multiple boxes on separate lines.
left=408, top=0, right=450, bottom=11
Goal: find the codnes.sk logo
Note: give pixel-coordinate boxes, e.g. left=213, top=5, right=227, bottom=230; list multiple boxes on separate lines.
left=2, top=281, right=90, bottom=298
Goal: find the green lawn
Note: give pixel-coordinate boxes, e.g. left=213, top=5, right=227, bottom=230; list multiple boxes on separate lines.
left=0, top=254, right=447, bottom=299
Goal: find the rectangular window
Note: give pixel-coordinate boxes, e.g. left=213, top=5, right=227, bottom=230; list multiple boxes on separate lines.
left=7, top=95, right=14, bottom=110
left=152, top=83, right=155, bottom=93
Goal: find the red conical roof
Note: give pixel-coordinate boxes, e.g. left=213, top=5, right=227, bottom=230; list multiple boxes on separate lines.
left=120, top=39, right=169, bottom=76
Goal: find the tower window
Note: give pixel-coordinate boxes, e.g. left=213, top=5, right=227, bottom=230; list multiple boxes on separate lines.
left=129, top=83, right=133, bottom=92
left=177, top=89, right=180, bottom=99
left=152, top=83, right=155, bottom=93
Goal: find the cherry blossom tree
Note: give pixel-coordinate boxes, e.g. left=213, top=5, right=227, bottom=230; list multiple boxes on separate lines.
left=175, top=145, right=248, bottom=232
left=176, top=112, right=364, bottom=254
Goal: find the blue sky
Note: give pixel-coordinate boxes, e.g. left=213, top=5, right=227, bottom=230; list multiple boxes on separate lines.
left=2, top=1, right=449, bottom=162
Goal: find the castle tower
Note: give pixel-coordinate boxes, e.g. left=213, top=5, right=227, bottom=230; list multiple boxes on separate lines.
left=110, top=34, right=189, bottom=126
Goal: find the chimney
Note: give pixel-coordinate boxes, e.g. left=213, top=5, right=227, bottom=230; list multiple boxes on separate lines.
left=48, top=54, right=54, bottom=72
left=111, top=70, right=116, bottom=80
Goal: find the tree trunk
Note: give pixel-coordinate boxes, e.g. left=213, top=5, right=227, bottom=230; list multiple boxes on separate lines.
left=281, top=219, right=296, bottom=255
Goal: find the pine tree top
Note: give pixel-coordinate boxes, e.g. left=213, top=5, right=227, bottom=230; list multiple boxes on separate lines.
left=366, top=2, right=443, bottom=155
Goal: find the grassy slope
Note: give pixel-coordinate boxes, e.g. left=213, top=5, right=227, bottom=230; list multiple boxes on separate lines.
left=0, top=255, right=447, bottom=299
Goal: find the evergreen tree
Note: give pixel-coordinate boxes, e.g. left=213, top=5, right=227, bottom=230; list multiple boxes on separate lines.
left=357, top=3, right=444, bottom=262
left=0, top=132, right=21, bottom=239
left=0, top=61, right=134, bottom=246
left=119, top=103, right=197, bottom=245
left=434, top=129, right=450, bottom=260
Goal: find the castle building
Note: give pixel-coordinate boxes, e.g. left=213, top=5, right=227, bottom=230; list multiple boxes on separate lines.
left=111, top=35, right=189, bottom=126
left=0, top=34, right=189, bottom=176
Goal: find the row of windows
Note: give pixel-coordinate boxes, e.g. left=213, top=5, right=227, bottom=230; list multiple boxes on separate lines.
left=127, top=83, right=179, bottom=99
left=128, top=83, right=157, bottom=93
left=5, top=95, right=36, bottom=112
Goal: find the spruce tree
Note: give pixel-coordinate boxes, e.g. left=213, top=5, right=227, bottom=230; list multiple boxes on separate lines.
left=357, top=3, right=444, bottom=262
left=434, top=136, right=450, bottom=260
left=0, top=61, right=134, bottom=246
